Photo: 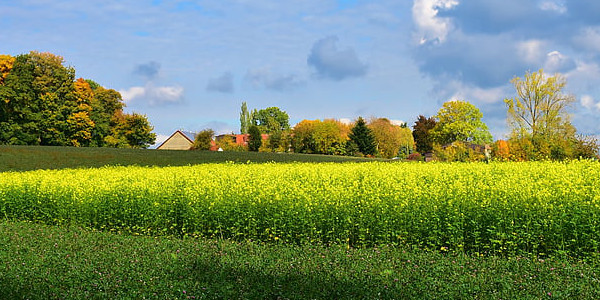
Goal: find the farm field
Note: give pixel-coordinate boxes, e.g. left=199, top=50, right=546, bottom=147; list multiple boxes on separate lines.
left=1, top=146, right=600, bottom=298
left=2, top=161, right=600, bottom=256
left=0, top=145, right=380, bottom=172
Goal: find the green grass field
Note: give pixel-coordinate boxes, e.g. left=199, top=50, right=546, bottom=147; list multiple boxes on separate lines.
left=1, top=146, right=599, bottom=299
left=2, top=220, right=599, bottom=299
left=0, top=145, right=381, bottom=172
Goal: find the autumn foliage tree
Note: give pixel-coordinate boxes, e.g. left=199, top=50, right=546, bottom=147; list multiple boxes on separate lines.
left=0, top=55, right=15, bottom=85
left=504, top=69, right=589, bottom=160
left=292, top=119, right=348, bottom=155
left=491, top=140, right=511, bottom=161
left=0, top=51, right=155, bottom=148
left=368, top=118, right=414, bottom=158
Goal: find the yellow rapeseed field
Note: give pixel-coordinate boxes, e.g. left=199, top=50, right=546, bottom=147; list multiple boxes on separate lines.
left=1, top=161, right=599, bottom=256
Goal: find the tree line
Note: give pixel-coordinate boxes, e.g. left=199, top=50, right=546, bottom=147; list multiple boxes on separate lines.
left=410, top=70, right=598, bottom=161
left=193, top=103, right=415, bottom=159
left=198, top=69, right=598, bottom=161
left=0, top=52, right=155, bottom=148
left=2, top=51, right=596, bottom=160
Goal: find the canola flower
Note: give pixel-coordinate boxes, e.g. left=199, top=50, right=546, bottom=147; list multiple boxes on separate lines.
left=0, top=161, right=599, bottom=256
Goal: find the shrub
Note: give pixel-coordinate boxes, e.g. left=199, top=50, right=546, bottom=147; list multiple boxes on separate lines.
left=191, top=129, right=214, bottom=150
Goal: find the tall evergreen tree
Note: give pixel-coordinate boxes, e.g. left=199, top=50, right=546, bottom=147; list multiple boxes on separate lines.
left=349, top=117, right=376, bottom=156
left=412, top=115, right=437, bottom=154
left=248, top=125, right=262, bottom=152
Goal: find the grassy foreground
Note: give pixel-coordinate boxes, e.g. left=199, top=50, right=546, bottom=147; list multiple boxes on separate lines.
left=2, top=220, right=599, bottom=299
left=2, top=146, right=600, bottom=298
left=0, top=145, right=379, bottom=172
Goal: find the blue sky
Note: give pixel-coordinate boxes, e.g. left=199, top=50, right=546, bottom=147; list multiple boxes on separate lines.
left=2, top=0, right=600, bottom=145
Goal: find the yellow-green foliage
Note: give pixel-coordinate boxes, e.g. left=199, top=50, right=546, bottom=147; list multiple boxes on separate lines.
left=1, top=161, right=599, bottom=256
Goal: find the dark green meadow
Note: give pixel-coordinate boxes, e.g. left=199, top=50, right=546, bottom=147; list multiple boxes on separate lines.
left=1, top=146, right=599, bottom=299
left=0, top=145, right=380, bottom=172
left=2, top=220, right=599, bottom=299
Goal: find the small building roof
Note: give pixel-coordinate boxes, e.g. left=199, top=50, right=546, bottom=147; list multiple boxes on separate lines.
left=156, top=130, right=196, bottom=150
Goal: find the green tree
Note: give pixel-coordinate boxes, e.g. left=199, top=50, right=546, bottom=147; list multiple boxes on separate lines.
left=239, top=101, right=251, bottom=134
left=267, top=129, right=282, bottom=152
left=431, top=100, right=492, bottom=146
left=192, top=129, right=214, bottom=150
left=0, top=51, right=77, bottom=145
left=292, top=119, right=317, bottom=153
left=505, top=69, right=574, bottom=139
left=504, top=69, right=577, bottom=160
left=0, top=51, right=155, bottom=148
left=349, top=117, right=376, bottom=156
left=0, top=51, right=152, bottom=148
left=90, top=85, right=125, bottom=147
left=412, top=115, right=437, bottom=154
left=115, top=113, right=156, bottom=149
left=251, top=107, right=290, bottom=134
left=248, top=125, right=262, bottom=152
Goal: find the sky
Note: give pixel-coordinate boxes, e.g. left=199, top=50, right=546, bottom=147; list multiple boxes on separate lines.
left=2, top=0, right=600, bottom=146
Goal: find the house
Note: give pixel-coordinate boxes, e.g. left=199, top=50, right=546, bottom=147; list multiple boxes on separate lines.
left=156, top=130, right=196, bottom=150
left=215, top=133, right=269, bottom=146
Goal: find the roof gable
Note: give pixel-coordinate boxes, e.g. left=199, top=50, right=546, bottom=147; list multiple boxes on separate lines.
left=157, top=130, right=196, bottom=150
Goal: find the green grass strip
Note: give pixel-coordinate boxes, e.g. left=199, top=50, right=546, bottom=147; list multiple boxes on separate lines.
left=1, top=220, right=600, bottom=299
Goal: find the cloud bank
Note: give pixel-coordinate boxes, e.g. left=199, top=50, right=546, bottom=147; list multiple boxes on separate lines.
left=120, top=83, right=184, bottom=106
left=206, top=72, right=234, bottom=93
left=307, top=36, right=368, bottom=80
left=245, top=67, right=304, bottom=91
left=120, top=61, right=184, bottom=106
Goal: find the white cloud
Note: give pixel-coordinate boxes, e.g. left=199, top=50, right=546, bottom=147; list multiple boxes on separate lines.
left=338, top=118, right=352, bottom=125
left=564, top=61, right=600, bottom=92
left=516, top=39, right=545, bottom=64
left=412, top=0, right=458, bottom=45
left=544, top=50, right=576, bottom=73
left=119, top=86, right=146, bottom=103
left=119, top=84, right=184, bottom=106
left=390, top=119, right=406, bottom=126
left=154, top=86, right=184, bottom=102
left=539, top=1, right=567, bottom=14
left=446, top=80, right=507, bottom=104
left=581, top=95, right=600, bottom=111
left=574, top=26, right=600, bottom=52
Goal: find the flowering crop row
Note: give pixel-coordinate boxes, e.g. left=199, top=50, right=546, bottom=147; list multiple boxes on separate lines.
left=1, top=161, right=599, bottom=256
